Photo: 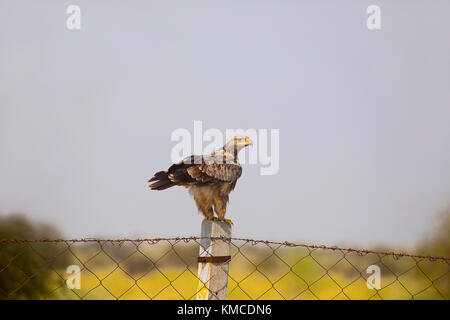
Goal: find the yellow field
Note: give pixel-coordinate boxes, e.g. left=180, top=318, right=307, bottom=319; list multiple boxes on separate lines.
left=47, top=261, right=448, bottom=300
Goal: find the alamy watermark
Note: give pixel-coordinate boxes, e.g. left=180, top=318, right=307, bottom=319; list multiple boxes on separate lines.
left=66, top=265, right=81, bottom=290
left=170, top=121, right=279, bottom=175
left=66, top=5, right=81, bottom=30
left=366, top=5, right=381, bottom=30
left=366, top=264, right=381, bottom=290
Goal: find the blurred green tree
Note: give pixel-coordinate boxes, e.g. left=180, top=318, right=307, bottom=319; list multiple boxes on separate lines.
left=417, top=207, right=450, bottom=258
left=0, top=213, right=67, bottom=299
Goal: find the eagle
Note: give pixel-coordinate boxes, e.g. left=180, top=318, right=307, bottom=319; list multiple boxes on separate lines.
left=148, top=135, right=252, bottom=224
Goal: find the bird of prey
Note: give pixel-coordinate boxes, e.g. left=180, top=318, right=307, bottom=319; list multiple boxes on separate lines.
left=148, top=135, right=252, bottom=224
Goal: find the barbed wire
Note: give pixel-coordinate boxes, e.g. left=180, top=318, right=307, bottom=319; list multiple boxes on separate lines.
left=0, top=237, right=449, bottom=300
left=1, top=237, right=448, bottom=261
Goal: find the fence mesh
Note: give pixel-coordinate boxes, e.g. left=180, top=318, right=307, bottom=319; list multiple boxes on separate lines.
left=0, top=237, right=449, bottom=300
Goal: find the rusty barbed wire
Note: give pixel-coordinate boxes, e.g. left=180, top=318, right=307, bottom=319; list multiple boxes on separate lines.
left=1, top=237, right=448, bottom=261
left=0, top=237, right=449, bottom=300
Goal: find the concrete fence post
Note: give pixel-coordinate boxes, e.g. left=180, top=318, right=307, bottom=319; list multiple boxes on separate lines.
left=196, top=220, right=231, bottom=300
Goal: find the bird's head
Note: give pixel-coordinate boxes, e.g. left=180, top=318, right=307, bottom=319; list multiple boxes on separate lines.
left=223, top=135, right=252, bottom=155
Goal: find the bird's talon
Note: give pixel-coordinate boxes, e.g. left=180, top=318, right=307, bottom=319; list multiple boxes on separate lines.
left=218, top=218, right=233, bottom=225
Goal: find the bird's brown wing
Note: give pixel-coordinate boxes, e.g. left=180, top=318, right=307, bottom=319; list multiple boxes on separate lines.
left=198, top=162, right=242, bottom=183
left=149, top=155, right=242, bottom=190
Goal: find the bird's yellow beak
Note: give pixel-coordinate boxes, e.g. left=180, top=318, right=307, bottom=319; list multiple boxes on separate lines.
left=245, top=137, right=252, bottom=146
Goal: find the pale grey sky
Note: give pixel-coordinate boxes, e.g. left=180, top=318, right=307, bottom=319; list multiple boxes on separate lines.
left=1, top=1, right=449, bottom=247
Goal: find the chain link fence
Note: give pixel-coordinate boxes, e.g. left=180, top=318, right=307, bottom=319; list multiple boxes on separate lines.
left=0, top=237, right=449, bottom=300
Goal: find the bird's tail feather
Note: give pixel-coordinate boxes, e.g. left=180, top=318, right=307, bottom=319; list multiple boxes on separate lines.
left=148, top=171, right=177, bottom=190
left=148, top=171, right=167, bottom=182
